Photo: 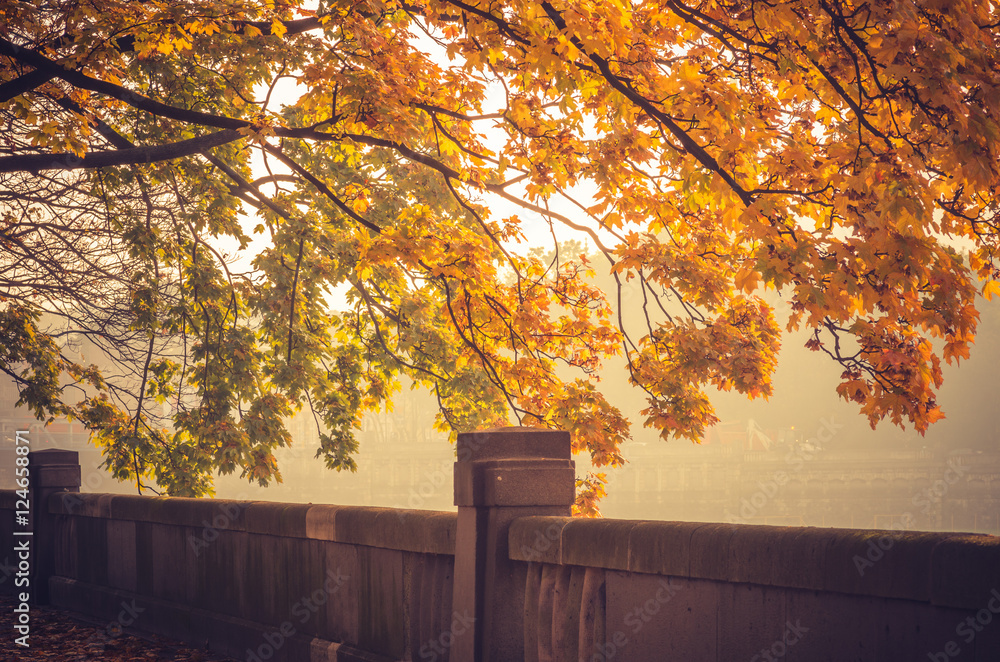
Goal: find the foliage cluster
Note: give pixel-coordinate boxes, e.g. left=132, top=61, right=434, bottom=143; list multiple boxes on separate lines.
left=1, top=0, right=998, bottom=508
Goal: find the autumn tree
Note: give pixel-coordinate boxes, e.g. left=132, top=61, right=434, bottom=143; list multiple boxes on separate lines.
left=1, top=0, right=998, bottom=507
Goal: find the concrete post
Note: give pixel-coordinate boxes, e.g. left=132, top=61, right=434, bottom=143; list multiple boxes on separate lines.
left=451, top=427, right=575, bottom=662
left=28, top=449, right=80, bottom=604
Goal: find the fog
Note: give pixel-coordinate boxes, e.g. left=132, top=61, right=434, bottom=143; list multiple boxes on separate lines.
left=2, top=288, right=998, bottom=535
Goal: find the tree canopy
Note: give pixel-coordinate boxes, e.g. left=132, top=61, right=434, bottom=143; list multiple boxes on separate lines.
left=1, top=0, right=998, bottom=507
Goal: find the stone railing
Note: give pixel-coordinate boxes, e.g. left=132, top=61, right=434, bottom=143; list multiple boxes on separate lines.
left=48, top=494, right=456, bottom=661
left=0, top=428, right=574, bottom=662
left=509, top=517, right=1000, bottom=660
left=2, top=430, right=999, bottom=661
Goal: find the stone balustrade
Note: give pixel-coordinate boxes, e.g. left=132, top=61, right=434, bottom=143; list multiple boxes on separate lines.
left=2, top=430, right=999, bottom=661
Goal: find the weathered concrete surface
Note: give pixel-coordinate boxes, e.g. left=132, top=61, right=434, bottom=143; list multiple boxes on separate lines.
left=49, top=576, right=398, bottom=662
left=1, top=472, right=459, bottom=662
left=48, top=493, right=457, bottom=555
left=511, top=517, right=1000, bottom=660
left=28, top=449, right=81, bottom=603
left=451, top=427, right=575, bottom=662
left=3, top=431, right=999, bottom=662
left=509, top=516, right=1000, bottom=607
left=41, top=508, right=455, bottom=662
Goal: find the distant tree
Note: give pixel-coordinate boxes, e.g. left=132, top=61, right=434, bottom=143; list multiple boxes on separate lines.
left=1, top=0, right=998, bottom=506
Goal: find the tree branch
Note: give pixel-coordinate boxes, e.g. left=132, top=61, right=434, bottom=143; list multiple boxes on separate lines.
left=0, top=129, right=242, bottom=172
left=0, top=69, right=55, bottom=103
left=537, top=2, right=753, bottom=207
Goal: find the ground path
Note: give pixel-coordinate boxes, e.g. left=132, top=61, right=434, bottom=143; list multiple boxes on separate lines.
left=0, top=594, right=237, bottom=661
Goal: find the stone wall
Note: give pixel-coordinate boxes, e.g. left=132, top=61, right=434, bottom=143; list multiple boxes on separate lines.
left=0, top=429, right=576, bottom=662
left=2, top=431, right=1000, bottom=662
left=4, top=486, right=458, bottom=662
left=509, top=517, right=1000, bottom=661
left=0, top=488, right=17, bottom=590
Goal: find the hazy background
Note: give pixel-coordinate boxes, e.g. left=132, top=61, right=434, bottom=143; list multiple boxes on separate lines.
left=2, top=261, right=998, bottom=534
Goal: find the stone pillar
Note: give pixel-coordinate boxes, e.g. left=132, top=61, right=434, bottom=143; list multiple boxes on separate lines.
left=451, top=427, right=575, bottom=662
left=28, top=449, right=80, bottom=604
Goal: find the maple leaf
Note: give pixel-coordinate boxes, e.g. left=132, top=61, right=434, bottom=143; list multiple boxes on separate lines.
left=0, top=0, right=996, bottom=508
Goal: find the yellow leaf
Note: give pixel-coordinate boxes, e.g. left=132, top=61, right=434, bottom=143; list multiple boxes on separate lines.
left=734, top=267, right=759, bottom=293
